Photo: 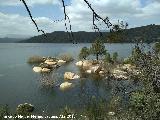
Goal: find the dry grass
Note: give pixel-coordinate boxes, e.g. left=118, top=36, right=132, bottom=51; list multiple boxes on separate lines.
left=27, top=56, right=45, bottom=64
left=59, top=53, right=73, bottom=62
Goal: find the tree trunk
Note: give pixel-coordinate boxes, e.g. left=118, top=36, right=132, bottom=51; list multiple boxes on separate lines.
left=96, top=54, right=99, bottom=60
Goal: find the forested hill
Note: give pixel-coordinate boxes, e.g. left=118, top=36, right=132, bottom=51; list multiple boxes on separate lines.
left=0, top=38, right=24, bottom=43
left=122, top=24, right=160, bottom=43
left=19, top=31, right=106, bottom=43
left=19, top=24, right=160, bottom=43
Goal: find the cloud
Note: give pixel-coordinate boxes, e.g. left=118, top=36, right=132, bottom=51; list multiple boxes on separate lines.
left=65, top=0, right=142, bottom=31
left=136, top=1, right=160, bottom=18
left=0, top=0, right=61, bottom=6
left=66, top=0, right=160, bottom=30
left=0, top=12, right=65, bottom=37
left=0, top=0, right=160, bottom=37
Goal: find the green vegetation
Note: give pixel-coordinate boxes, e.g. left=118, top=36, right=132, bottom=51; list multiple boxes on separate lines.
left=104, top=52, right=111, bottom=63
left=123, top=47, right=142, bottom=65
left=153, top=42, right=160, bottom=54
left=107, top=21, right=127, bottom=42
left=104, top=52, right=119, bottom=64
left=90, top=38, right=106, bottom=60
left=123, top=56, right=133, bottom=64
left=71, top=44, right=160, bottom=119
left=2, top=28, right=160, bottom=120
left=19, top=25, right=160, bottom=43
left=78, top=42, right=119, bottom=64
left=0, top=104, right=35, bottom=120
left=112, top=52, right=118, bottom=62
left=27, top=56, right=44, bottom=64
left=1, top=44, right=160, bottom=119
left=126, top=45, right=160, bottom=119
left=16, top=104, right=34, bottom=116
left=84, top=97, right=107, bottom=120
left=19, top=31, right=105, bottom=43
left=79, top=47, right=90, bottom=60
left=0, top=105, right=10, bottom=120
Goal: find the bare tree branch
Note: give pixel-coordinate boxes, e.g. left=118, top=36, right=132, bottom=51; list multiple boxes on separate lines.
left=83, top=0, right=112, bottom=33
left=20, top=0, right=47, bottom=37
left=20, top=0, right=127, bottom=42
left=61, top=0, right=74, bottom=43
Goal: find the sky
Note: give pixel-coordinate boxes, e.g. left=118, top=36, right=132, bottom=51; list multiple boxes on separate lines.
left=0, top=0, right=160, bottom=38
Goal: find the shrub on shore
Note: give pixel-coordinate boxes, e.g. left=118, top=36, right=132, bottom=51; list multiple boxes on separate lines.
left=104, top=52, right=111, bottom=63
left=153, top=42, right=160, bottom=54
left=112, top=52, right=118, bottom=62
left=59, top=54, right=73, bottom=63
left=0, top=105, right=10, bottom=120
left=79, top=47, right=90, bottom=60
left=27, top=56, right=45, bottom=64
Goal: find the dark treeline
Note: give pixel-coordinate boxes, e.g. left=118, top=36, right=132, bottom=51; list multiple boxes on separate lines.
left=19, top=31, right=107, bottom=43
left=19, top=24, right=160, bottom=43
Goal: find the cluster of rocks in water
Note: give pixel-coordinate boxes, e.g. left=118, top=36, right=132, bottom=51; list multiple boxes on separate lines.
left=32, top=57, right=67, bottom=73
left=75, top=60, right=140, bottom=80
left=30, top=56, right=140, bottom=91
left=76, top=60, right=104, bottom=74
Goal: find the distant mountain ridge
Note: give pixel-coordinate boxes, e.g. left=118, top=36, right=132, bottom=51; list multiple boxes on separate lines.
left=19, top=31, right=107, bottom=43
left=0, top=38, right=26, bottom=43
left=7, top=24, right=160, bottom=43
left=122, top=24, right=160, bottom=43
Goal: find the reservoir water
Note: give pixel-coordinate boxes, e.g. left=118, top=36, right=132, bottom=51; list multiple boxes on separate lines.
left=0, top=43, right=140, bottom=115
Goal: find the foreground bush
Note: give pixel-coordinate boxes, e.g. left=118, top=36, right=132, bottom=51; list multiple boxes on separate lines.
left=27, top=56, right=44, bottom=64
left=0, top=105, right=10, bottom=120
left=16, top=103, right=34, bottom=115
left=153, top=42, right=160, bottom=54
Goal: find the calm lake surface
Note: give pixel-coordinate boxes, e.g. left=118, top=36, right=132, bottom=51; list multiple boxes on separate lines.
left=0, top=43, right=142, bottom=115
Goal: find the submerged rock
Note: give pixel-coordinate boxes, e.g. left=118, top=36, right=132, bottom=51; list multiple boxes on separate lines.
left=76, top=60, right=92, bottom=68
left=73, top=74, right=80, bottom=79
left=44, top=60, right=57, bottom=65
left=64, top=72, right=80, bottom=80
left=41, top=68, right=51, bottom=72
left=75, top=61, right=83, bottom=66
left=99, top=71, right=105, bottom=74
left=33, top=67, right=42, bottom=73
left=60, top=82, right=73, bottom=90
left=108, top=111, right=115, bottom=116
left=57, top=60, right=66, bottom=66
left=85, top=65, right=103, bottom=75
left=90, top=65, right=102, bottom=73
left=86, top=70, right=92, bottom=74
left=83, top=60, right=93, bottom=68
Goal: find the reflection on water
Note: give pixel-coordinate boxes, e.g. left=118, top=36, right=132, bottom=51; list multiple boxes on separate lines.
left=0, top=43, right=141, bottom=114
